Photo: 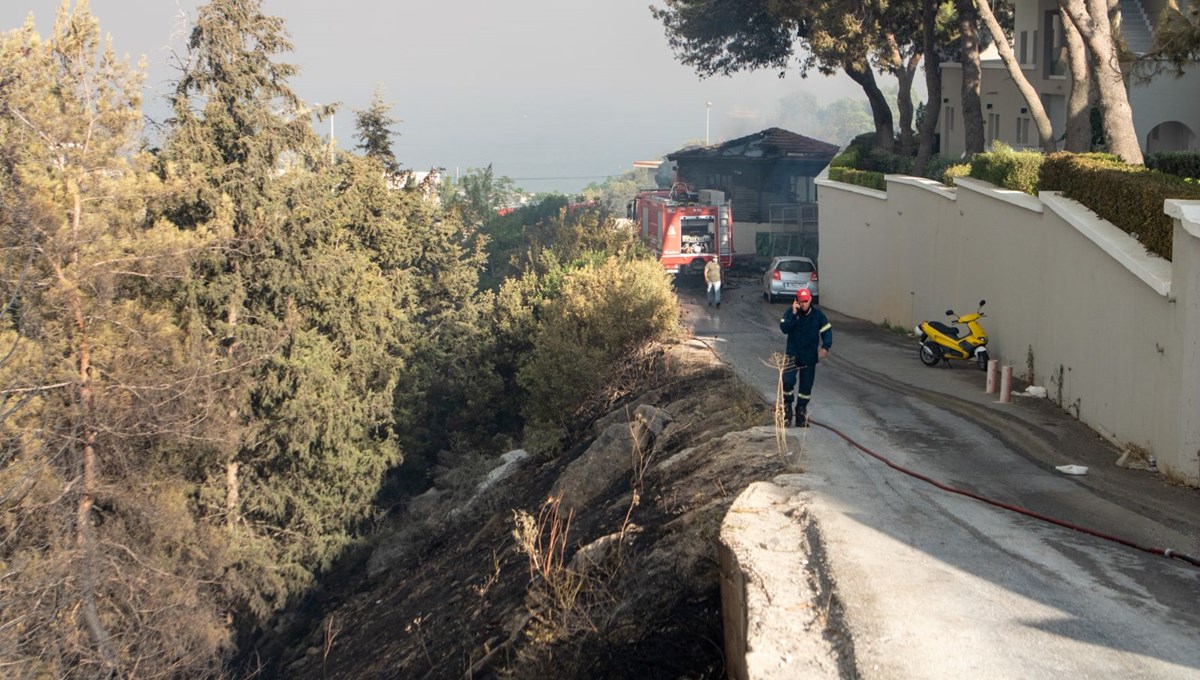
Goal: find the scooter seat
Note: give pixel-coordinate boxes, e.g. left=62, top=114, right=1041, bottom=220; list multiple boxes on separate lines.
left=929, top=321, right=960, bottom=338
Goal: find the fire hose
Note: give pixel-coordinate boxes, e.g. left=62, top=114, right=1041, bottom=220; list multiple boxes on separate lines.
left=812, top=418, right=1200, bottom=569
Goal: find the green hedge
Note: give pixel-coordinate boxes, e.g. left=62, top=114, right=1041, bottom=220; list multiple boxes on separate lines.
left=942, top=163, right=971, bottom=185
left=828, top=165, right=886, bottom=191
left=1146, top=151, right=1200, bottom=180
left=920, top=154, right=969, bottom=184
left=860, top=149, right=915, bottom=174
left=1040, top=152, right=1200, bottom=260
left=968, top=143, right=1044, bottom=195
left=830, top=146, right=859, bottom=168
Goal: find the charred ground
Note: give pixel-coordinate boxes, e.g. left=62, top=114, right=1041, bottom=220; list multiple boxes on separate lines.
left=251, top=339, right=783, bottom=679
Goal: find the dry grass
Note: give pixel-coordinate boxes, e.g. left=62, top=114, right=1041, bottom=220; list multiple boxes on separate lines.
left=321, top=615, right=341, bottom=677
left=767, top=352, right=805, bottom=472
left=512, top=495, right=575, bottom=585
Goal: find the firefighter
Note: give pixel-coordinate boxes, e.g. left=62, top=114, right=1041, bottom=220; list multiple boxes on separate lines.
left=779, top=288, right=832, bottom=427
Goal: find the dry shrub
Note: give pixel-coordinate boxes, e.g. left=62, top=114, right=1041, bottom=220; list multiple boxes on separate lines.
left=518, top=257, right=680, bottom=452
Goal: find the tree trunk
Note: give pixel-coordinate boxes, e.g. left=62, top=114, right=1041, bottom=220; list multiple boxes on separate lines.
left=226, top=461, right=240, bottom=529
left=844, top=62, right=897, bottom=152
left=977, top=0, right=1058, bottom=151
left=886, top=32, right=922, bottom=157
left=68, top=191, right=117, bottom=672
left=958, top=0, right=987, bottom=155
left=1063, top=8, right=1094, bottom=152
left=1058, top=0, right=1144, bottom=164
left=915, top=0, right=943, bottom=175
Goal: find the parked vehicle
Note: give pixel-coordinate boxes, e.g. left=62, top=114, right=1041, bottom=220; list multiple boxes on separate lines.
left=915, top=300, right=990, bottom=370
left=762, top=256, right=819, bottom=303
left=628, top=183, right=733, bottom=274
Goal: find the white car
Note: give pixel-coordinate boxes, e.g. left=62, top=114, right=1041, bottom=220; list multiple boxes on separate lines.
left=762, top=256, right=819, bottom=304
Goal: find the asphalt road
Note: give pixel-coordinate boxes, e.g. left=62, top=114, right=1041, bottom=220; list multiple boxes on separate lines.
left=681, top=275, right=1200, bottom=679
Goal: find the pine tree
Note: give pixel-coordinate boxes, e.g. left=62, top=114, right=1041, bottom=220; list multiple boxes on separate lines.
left=0, top=4, right=227, bottom=675
left=354, top=85, right=402, bottom=176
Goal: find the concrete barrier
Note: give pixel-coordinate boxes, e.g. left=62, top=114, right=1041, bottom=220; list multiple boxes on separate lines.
left=719, top=479, right=840, bottom=679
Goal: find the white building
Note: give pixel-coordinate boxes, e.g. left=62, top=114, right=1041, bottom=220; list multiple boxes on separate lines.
left=940, top=0, right=1198, bottom=157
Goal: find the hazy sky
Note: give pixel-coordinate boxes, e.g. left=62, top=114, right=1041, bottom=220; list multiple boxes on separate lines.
left=3, top=1, right=872, bottom=193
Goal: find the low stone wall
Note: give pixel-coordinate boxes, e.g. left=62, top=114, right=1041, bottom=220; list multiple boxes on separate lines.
left=719, top=479, right=840, bottom=680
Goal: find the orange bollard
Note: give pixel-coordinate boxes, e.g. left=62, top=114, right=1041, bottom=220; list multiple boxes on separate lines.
left=986, top=359, right=999, bottom=394
left=999, top=365, right=1013, bottom=403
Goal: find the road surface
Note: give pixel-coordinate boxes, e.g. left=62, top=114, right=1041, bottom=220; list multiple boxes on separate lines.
left=682, top=275, right=1200, bottom=679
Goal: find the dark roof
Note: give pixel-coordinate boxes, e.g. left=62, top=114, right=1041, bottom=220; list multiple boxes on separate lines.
left=667, top=127, right=839, bottom=161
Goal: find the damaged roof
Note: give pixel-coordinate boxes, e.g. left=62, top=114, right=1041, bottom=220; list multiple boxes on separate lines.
left=667, top=127, right=839, bottom=161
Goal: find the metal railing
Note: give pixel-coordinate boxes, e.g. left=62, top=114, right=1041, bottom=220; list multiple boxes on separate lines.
left=768, top=203, right=818, bottom=227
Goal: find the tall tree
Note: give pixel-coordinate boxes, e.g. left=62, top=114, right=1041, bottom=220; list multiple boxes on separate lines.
left=156, top=0, right=421, bottom=626
left=916, top=0, right=945, bottom=173
left=956, top=0, right=987, bottom=154
left=1063, top=10, right=1094, bottom=152
left=450, top=164, right=521, bottom=225
left=0, top=4, right=225, bottom=676
left=652, top=0, right=904, bottom=152
left=977, top=0, right=1058, bottom=150
left=871, top=0, right=928, bottom=155
left=355, top=85, right=402, bottom=175
left=1058, top=0, right=1144, bottom=163
left=157, top=0, right=316, bottom=613
left=881, top=30, right=923, bottom=155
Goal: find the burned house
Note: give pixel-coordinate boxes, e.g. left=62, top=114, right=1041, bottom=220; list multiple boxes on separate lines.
left=667, top=127, right=838, bottom=266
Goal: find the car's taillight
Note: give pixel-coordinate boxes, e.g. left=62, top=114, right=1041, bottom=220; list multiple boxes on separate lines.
left=771, top=270, right=782, bottom=281
left=810, top=272, right=819, bottom=282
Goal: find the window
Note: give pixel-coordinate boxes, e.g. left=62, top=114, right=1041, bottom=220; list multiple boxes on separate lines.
left=778, top=260, right=814, bottom=274
left=1019, top=31, right=1028, bottom=64
left=1044, top=11, right=1067, bottom=77
left=987, top=113, right=1001, bottom=146
left=791, top=176, right=816, bottom=203
left=1016, top=117, right=1031, bottom=145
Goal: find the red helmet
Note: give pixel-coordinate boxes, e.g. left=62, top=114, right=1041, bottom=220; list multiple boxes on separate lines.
left=795, top=289, right=813, bottom=303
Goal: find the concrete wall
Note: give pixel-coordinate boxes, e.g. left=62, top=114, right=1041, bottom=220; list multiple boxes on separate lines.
left=817, top=174, right=1200, bottom=485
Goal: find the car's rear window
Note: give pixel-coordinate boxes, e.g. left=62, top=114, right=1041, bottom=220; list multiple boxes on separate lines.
left=778, top=260, right=814, bottom=273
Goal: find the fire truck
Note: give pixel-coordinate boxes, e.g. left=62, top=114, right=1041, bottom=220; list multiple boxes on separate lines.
left=628, top=183, right=733, bottom=274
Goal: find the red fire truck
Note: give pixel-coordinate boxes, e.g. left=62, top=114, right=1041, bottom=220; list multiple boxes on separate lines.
left=628, top=183, right=733, bottom=274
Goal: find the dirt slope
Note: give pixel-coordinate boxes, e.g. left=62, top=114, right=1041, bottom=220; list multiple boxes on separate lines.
left=258, top=339, right=796, bottom=679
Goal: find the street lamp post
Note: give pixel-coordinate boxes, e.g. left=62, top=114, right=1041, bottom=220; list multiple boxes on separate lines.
left=706, top=101, right=712, bottom=145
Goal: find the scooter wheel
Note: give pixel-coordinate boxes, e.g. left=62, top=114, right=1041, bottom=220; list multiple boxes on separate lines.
left=976, top=349, right=990, bottom=371
left=919, top=342, right=941, bottom=367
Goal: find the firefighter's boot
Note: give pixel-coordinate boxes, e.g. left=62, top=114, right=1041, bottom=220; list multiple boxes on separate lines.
left=795, top=406, right=809, bottom=428
left=781, top=398, right=794, bottom=427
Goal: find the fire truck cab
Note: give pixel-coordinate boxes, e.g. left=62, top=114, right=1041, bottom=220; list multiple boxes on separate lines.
left=628, top=183, right=733, bottom=275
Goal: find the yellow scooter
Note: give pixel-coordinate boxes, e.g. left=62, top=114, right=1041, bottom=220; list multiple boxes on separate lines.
left=915, top=300, right=990, bottom=370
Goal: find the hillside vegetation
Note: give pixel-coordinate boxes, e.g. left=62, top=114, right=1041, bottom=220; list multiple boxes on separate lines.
left=265, top=340, right=777, bottom=679
left=0, top=3, right=678, bottom=677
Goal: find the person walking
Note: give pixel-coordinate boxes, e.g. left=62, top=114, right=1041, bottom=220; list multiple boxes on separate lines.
left=779, top=288, right=832, bottom=426
left=704, top=258, right=722, bottom=308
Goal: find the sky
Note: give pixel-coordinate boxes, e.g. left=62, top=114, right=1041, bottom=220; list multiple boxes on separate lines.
left=2, top=0, right=876, bottom=194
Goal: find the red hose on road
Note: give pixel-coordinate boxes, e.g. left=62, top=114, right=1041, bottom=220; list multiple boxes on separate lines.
left=813, top=419, right=1200, bottom=570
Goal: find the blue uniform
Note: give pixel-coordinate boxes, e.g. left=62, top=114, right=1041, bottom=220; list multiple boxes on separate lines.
left=780, top=306, right=833, bottom=421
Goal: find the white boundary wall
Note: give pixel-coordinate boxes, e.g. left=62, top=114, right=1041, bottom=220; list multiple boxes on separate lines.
left=816, top=175, right=1200, bottom=485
